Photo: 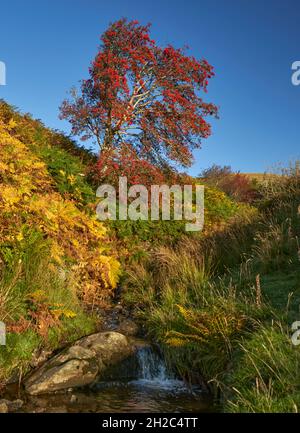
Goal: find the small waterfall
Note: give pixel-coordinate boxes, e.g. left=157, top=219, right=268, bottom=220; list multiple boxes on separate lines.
left=133, top=346, right=185, bottom=390
left=136, top=346, right=170, bottom=381
left=90, top=345, right=206, bottom=412
left=95, top=345, right=190, bottom=391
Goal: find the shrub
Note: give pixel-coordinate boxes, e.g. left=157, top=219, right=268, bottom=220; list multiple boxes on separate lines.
left=0, top=117, right=120, bottom=306
left=200, top=164, right=258, bottom=203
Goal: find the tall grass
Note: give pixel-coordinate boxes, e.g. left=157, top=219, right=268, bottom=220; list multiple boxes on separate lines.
left=225, top=322, right=300, bottom=413
left=123, top=166, right=300, bottom=411
left=123, top=238, right=271, bottom=392
left=0, top=232, right=96, bottom=386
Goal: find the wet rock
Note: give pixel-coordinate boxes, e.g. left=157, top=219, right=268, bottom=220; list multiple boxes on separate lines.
left=24, top=347, right=100, bottom=395
left=32, top=408, right=47, bottom=413
left=117, top=319, right=139, bottom=336
left=130, top=338, right=151, bottom=350
left=70, top=394, right=77, bottom=404
left=30, top=348, right=53, bottom=368
left=0, top=402, right=8, bottom=413
left=24, top=332, right=134, bottom=395
left=7, top=399, right=23, bottom=412
left=78, top=332, right=133, bottom=366
left=31, top=406, right=68, bottom=413
left=0, top=399, right=23, bottom=412
left=46, top=406, right=68, bottom=413
left=30, top=397, right=49, bottom=408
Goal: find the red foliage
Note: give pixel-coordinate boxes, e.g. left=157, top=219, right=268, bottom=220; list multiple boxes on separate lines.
left=91, top=143, right=179, bottom=188
left=60, top=18, right=217, bottom=171
left=219, top=173, right=258, bottom=203
left=200, top=165, right=257, bottom=203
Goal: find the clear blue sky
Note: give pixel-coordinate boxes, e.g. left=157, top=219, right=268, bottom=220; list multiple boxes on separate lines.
left=0, top=0, right=300, bottom=175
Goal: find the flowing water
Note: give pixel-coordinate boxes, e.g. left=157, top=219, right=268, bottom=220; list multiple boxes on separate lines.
left=17, top=347, right=212, bottom=413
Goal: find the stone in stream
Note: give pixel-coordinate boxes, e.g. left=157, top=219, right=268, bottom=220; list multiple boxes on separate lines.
left=0, top=402, right=8, bottom=413
left=116, top=319, right=140, bottom=336
left=0, top=399, right=23, bottom=413
left=24, top=331, right=136, bottom=395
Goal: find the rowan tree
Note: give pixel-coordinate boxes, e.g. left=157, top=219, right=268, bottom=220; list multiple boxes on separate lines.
left=60, top=18, right=218, bottom=173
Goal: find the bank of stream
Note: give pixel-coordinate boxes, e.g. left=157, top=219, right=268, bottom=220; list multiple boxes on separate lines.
left=4, top=346, right=213, bottom=413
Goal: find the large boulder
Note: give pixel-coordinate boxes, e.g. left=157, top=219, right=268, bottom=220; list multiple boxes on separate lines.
left=24, top=332, right=134, bottom=395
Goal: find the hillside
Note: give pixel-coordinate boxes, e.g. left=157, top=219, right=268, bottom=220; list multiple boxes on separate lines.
left=122, top=164, right=300, bottom=412
left=0, top=101, right=120, bottom=386
left=244, top=172, right=280, bottom=182
left=1, top=101, right=300, bottom=413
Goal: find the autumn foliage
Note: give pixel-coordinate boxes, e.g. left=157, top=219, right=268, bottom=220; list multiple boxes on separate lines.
left=60, top=19, right=217, bottom=181
left=200, top=165, right=258, bottom=203
left=0, top=109, right=120, bottom=310
left=92, top=144, right=182, bottom=188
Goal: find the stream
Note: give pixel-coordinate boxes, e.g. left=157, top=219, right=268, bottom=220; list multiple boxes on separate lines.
left=18, top=347, right=212, bottom=413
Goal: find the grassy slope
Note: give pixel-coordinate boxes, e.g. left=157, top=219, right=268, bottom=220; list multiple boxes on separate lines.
left=244, top=173, right=278, bottom=181
left=122, top=172, right=300, bottom=412
left=0, top=101, right=119, bottom=387
left=1, top=101, right=299, bottom=413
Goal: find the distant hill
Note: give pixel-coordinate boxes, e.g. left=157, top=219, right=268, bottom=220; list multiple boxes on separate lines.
left=243, top=172, right=280, bottom=182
